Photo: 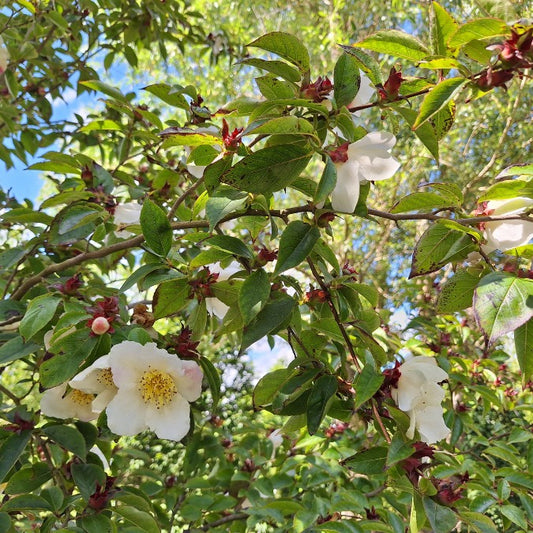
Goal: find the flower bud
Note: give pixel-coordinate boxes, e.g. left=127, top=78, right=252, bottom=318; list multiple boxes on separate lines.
left=91, top=316, right=110, bottom=335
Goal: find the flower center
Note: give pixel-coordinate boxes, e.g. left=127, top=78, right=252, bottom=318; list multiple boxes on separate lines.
left=139, top=369, right=177, bottom=409
left=96, top=368, right=115, bottom=387
left=71, top=389, right=95, bottom=406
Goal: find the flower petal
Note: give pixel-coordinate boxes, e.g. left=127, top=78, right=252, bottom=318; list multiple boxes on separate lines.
left=348, top=132, right=400, bottom=182
left=415, top=405, right=450, bottom=444
left=148, top=393, right=191, bottom=441
left=205, top=297, right=229, bottom=319
left=484, top=220, right=533, bottom=252
left=69, top=355, right=111, bottom=393
left=172, top=360, right=203, bottom=402
left=331, top=161, right=360, bottom=213
left=106, top=388, right=147, bottom=436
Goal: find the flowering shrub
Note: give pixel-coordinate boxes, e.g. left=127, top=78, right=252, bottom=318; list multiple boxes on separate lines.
left=1, top=2, right=532, bottom=532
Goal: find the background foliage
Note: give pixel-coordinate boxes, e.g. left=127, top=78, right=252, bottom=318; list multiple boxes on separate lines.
left=0, top=0, right=532, bottom=531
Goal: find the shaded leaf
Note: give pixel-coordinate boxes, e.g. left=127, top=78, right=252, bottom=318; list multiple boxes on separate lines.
left=514, top=317, right=533, bottom=384
left=274, top=221, right=320, bottom=275
left=474, top=272, right=533, bottom=344
left=221, top=144, right=312, bottom=195
left=306, top=374, right=338, bottom=435
left=19, top=294, right=60, bottom=341
left=239, top=269, right=271, bottom=324
left=140, top=199, right=172, bottom=257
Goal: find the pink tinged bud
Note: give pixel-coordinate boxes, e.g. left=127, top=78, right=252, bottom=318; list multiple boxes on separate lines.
left=91, top=317, right=110, bottom=335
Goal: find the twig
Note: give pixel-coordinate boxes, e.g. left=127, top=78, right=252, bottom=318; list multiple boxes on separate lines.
left=168, top=175, right=205, bottom=220
left=199, top=512, right=248, bottom=531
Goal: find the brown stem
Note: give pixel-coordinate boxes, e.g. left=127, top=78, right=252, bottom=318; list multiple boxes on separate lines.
left=199, top=513, right=248, bottom=531
left=307, top=258, right=361, bottom=373
left=168, top=176, right=205, bottom=220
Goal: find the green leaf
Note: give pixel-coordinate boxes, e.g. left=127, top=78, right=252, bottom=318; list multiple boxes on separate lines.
left=142, top=84, right=189, bottom=109
left=422, top=497, right=458, bottom=533
left=437, top=269, right=482, bottom=313
left=79, top=514, right=114, bottom=533
left=247, top=32, right=310, bottom=74
left=413, top=78, right=466, bottom=129
left=19, top=294, right=60, bottom=340
left=409, top=221, right=477, bottom=277
left=0, top=494, right=52, bottom=512
left=315, top=158, right=337, bottom=204
left=354, top=30, right=430, bottom=61
left=459, top=511, right=499, bottom=533
left=80, top=80, right=129, bottom=103
left=392, top=191, right=452, bottom=213
left=206, top=235, right=253, bottom=259
left=5, top=463, right=52, bottom=495
left=114, top=505, right=160, bottom=533
left=256, top=75, right=297, bottom=99
left=221, top=144, right=312, bottom=195
left=338, top=46, right=383, bottom=85
left=43, top=425, right=87, bottom=458
left=120, top=263, right=168, bottom=292
left=448, top=18, right=508, bottom=48
left=432, top=2, right=458, bottom=55
left=40, top=335, right=98, bottom=388
left=205, top=188, right=248, bottom=230
left=353, top=364, right=384, bottom=409
left=238, top=58, right=301, bottom=82
left=274, top=221, right=320, bottom=275
left=245, top=116, right=315, bottom=137
left=153, top=278, right=190, bottom=320
left=386, top=435, right=415, bottom=467
left=497, top=163, right=533, bottom=178
left=241, top=294, right=296, bottom=351
left=343, top=446, right=387, bottom=474
left=306, top=374, right=338, bottom=435
left=199, top=357, right=221, bottom=409
left=334, top=53, right=360, bottom=108
left=239, top=269, right=271, bottom=324
left=0, top=336, right=40, bottom=365
left=0, top=513, right=10, bottom=531
left=515, top=318, right=533, bottom=384
left=396, top=107, right=439, bottom=160
left=70, top=463, right=106, bottom=501
left=474, top=273, right=533, bottom=344
left=478, top=178, right=533, bottom=201
left=140, top=199, right=172, bottom=257
left=0, top=431, right=31, bottom=483
left=254, top=368, right=294, bottom=407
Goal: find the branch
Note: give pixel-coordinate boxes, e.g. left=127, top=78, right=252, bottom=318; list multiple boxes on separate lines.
left=198, top=512, right=248, bottom=531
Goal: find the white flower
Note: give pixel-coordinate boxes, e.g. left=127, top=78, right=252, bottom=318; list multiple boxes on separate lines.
left=0, top=36, right=8, bottom=75
left=114, top=202, right=142, bottom=238
left=41, top=383, right=98, bottom=422
left=391, top=356, right=450, bottom=444
left=348, top=72, right=374, bottom=115
left=331, top=132, right=400, bottom=213
left=104, top=341, right=203, bottom=441
left=69, top=354, right=117, bottom=412
left=483, top=197, right=533, bottom=252
left=205, top=261, right=241, bottom=319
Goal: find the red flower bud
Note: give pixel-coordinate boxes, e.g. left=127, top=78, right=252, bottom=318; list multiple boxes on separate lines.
left=91, top=316, right=110, bottom=335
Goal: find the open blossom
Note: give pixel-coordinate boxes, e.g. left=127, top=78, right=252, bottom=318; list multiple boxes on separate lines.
left=391, top=356, right=450, bottom=444
left=205, top=261, right=241, bottom=319
left=482, top=197, right=533, bottom=252
left=41, top=383, right=98, bottom=422
left=69, top=354, right=117, bottom=412
left=331, top=132, right=400, bottom=213
left=104, top=341, right=203, bottom=441
left=114, top=202, right=142, bottom=238
left=0, top=36, right=8, bottom=74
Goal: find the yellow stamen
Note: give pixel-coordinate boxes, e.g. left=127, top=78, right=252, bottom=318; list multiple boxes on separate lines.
left=71, top=389, right=95, bottom=406
left=139, top=369, right=177, bottom=409
left=96, top=368, right=114, bottom=387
